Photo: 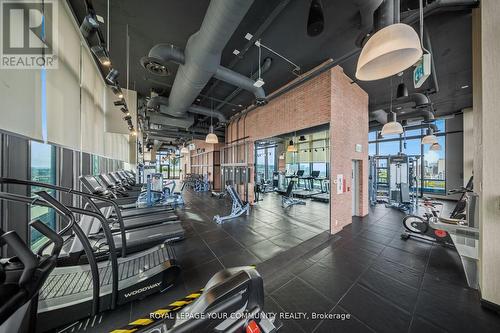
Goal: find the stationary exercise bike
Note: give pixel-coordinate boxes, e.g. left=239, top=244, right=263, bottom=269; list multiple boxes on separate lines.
left=401, top=187, right=474, bottom=246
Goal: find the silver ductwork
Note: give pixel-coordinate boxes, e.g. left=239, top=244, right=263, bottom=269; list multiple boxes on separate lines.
left=215, top=57, right=272, bottom=111
left=148, top=112, right=194, bottom=129
left=148, top=96, right=227, bottom=125
left=142, top=0, right=257, bottom=121
left=188, top=105, right=227, bottom=123
left=214, top=66, right=267, bottom=105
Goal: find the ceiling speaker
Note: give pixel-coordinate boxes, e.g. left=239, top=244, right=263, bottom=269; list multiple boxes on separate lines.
left=307, top=0, right=325, bottom=37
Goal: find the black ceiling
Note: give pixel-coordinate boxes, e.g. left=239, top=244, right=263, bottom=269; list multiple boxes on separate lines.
left=68, top=0, right=473, bottom=123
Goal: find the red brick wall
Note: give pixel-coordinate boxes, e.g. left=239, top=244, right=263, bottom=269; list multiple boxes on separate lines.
left=330, top=67, right=369, bottom=232
left=223, top=65, right=368, bottom=234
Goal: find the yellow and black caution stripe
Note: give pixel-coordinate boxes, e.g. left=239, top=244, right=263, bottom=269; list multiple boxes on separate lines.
left=110, top=289, right=204, bottom=333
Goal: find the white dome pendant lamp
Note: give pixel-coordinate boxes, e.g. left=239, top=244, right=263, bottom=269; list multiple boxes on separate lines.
left=421, top=127, right=438, bottom=145
left=381, top=112, right=403, bottom=137
left=205, top=99, right=219, bottom=144
left=356, top=23, right=423, bottom=81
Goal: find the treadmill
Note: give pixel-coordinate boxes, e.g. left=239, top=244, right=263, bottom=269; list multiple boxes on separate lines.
left=81, top=175, right=177, bottom=219
left=0, top=190, right=182, bottom=332
left=99, top=173, right=141, bottom=198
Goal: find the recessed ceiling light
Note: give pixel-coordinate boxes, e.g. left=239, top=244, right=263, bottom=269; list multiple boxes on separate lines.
left=233, top=49, right=240, bottom=55
left=461, top=85, right=469, bottom=89
left=244, top=33, right=253, bottom=40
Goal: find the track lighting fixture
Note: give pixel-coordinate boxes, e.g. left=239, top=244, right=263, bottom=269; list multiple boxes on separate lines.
left=80, top=14, right=99, bottom=38
left=106, top=69, right=120, bottom=85
left=90, top=45, right=111, bottom=66
left=114, top=99, right=125, bottom=107
left=180, top=145, right=189, bottom=154
left=120, top=107, right=128, bottom=114
left=112, top=85, right=124, bottom=99
left=123, top=115, right=132, bottom=121
left=299, top=135, right=306, bottom=141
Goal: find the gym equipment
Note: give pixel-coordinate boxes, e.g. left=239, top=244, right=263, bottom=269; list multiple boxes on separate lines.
left=0, top=189, right=182, bottom=332
left=221, top=141, right=251, bottom=203
left=377, top=154, right=419, bottom=213
left=111, top=267, right=280, bottom=333
left=274, top=171, right=288, bottom=194
left=181, top=173, right=211, bottom=192
left=401, top=187, right=480, bottom=289
left=214, top=185, right=250, bottom=224
left=281, top=181, right=306, bottom=208
left=311, top=178, right=330, bottom=203
left=0, top=217, right=62, bottom=332
left=368, top=156, right=378, bottom=206
left=293, top=171, right=322, bottom=198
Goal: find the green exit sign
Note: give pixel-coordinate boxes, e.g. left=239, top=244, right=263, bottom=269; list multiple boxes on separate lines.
left=414, top=53, right=431, bottom=88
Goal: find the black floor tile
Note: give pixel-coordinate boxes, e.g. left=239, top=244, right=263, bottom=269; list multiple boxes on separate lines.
left=181, top=259, right=224, bottom=291
left=387, top=235, right=433, bottom=257
left=229, top=229, right=267, bottom=246
left=271, top=278, right=334, bottom=332
left=199, top=228, right=231, bottom=244
left=206, top=237, right=245, bottom=257
left=371, top=256, right=424, bottom=289
left=409, top=316, right=449, bottom=333
left=298, top=263, right=354, bottom=304
left=426, top=245, right=468, bottom=286
left=359, top=268, right=418, bottom=313
left=381, top=246, right=428, bottom=272
left=247, top=239, right=286, bottom=262
left=340, top=284, right=412, bottom=333
left=414, top=290, right=500, bottom=333
left=263, top=269, right=296, bottom=294
left=218, top=248, right=261, bottom=268
left=269, top=233, right=304, bottom=250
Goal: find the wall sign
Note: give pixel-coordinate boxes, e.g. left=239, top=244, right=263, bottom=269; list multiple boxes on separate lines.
left=336, top=174, right=344, bottom=194
left=355, top=144, right=362, bottom=153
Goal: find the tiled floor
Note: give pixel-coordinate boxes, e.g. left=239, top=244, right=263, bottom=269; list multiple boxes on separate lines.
left=60, top=193, right=500, bottom=333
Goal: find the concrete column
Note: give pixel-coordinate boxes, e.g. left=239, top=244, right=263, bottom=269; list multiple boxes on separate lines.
left=472, top=3, right=500, bottom=308
left=462, top=108, right=473, bottom=186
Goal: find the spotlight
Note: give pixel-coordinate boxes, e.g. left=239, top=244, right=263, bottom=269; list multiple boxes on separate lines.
left=80, top=14, right=99, bottom=38
left=111, top=85, right=124, bottom=99
left=90, top=45, right=111, bottom=66
left=106, top=68, right=119, bottom=85
left=130, top=130, right=137, bottom=136
left=114, top=99, right=125, bottom=106
left=299, top=135, right=306, bottom=141
left=123, top=115, right=132, bottom=121
left=120, top=107, right=128, bottom=114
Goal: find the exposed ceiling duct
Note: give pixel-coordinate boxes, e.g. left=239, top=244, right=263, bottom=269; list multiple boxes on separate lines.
left=215, top=57, right=272, bottom=111
left=140, top=0, right=264, bottom=136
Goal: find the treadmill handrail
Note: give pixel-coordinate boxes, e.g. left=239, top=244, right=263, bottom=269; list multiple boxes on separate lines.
left=0, top=177, right=128, bottom=257
left=0, top=191, right=101, bottom=316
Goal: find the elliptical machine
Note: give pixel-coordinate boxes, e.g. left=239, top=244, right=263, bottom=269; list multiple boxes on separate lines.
left=0, top=198, right=63, bottom=332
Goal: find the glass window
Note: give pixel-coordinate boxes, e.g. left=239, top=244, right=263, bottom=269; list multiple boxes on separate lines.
left=378, top=140, right=400, bottom=155
left=255, top=148, right=266, bottom=182
left=286, top=163, right=298, bottom=174
left=312, top=162, right=327, bottom=178
left=369, top=143, right=376, bottom=156
left=299, top=163, right=310, bottom=175
left=91, top=155, right=100, bottom=175
left=403, top=139, right=421, bottom=156
left=368, top=131, right=377, bottom=141
left=423, top=136, right=446, bottom=194
left=267, top=147, right=276, bottom=180
left=30, top=141, right=56, bottom=250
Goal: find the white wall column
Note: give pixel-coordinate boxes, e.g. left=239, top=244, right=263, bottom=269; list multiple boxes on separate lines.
left=472, top=2, right=500, bottom=308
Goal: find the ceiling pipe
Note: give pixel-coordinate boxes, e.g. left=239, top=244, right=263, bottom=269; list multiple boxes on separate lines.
left=215, top=57, right=272, bottom=111
left=188, top=105, right=228, bottom=123
left=147, top=112, right=194, bottom=129
left=214, top=66, right=267, bottom=105
left=375, top=0, right=398, bottom=30
left=142, top=0, right=255, bottom=120
left=402, top=0, right=479, bottom=25
left=371, top=92, right=430, bottom=111
left=354, top=0, right=384, bottom=47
